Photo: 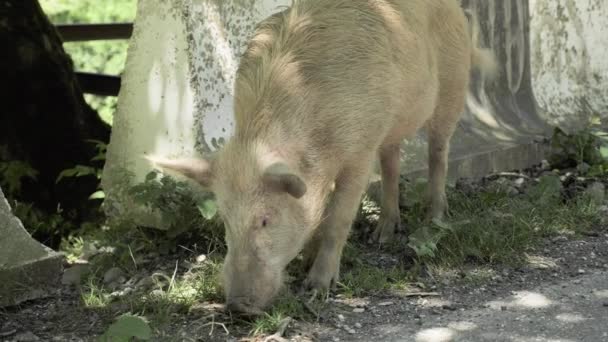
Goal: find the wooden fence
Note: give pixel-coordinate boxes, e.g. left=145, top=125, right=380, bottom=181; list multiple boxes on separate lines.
left=55, top=23, right=133, bottom=96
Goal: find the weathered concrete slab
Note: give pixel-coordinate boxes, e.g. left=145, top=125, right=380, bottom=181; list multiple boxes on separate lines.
left=101, top=0, right=607, bottom=227
left=0, top=187, right=63, bottom=307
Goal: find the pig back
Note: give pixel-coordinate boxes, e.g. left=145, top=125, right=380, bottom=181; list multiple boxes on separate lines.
left=233, top=0, right=460, bottom=157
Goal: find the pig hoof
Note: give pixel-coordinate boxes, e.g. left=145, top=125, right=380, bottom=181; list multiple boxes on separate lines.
left=302, top=272, right=337, bottom=295
left=371, top=218, right=398, bottom=244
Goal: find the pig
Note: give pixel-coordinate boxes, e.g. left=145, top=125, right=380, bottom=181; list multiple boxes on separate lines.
left=148, top=0, right=497, bottom=314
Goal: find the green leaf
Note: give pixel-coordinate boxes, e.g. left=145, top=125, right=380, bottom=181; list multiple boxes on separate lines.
left=89, top=190, right=105, bottom=200
left=56, top=165, right=97, bottom=183
left=600, top=146, right=608, bottom=159
left=145, top=171, right=159, bottom=182
left=99, top=313, right=151, bottom=342
left=197, top=199, right=217, bottom=220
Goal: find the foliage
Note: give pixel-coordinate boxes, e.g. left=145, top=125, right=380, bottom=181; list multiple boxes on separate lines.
left=56, top=140, right=107, bottom=200
left=0, top=161, right=39, bottom=197
left=39, top=0, right=137, bottom=125
left=11, top=201, right=74, bottom=239
left=549, top=115, right=608, bottom=175
left=99, top=313, right=151, bottom=342
left=127, top=170, right=224, bottom=253
left=404, top=176, right=601, bottom=266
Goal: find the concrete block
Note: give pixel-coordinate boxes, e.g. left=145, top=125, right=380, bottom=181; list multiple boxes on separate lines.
left=0, top=187, right=63, bottom=307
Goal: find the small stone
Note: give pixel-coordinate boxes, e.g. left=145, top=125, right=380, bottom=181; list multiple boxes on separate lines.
left=583, top=182, right=605, bottom=205
left=332, top=338, right=340, bottom=342
left=14, top=331, right=40, bottom=341
left=103, top=267, right=126, bottom=285
left=353, top=308, right=365, bottom=313
left=442, top=304, right=457, bottom=311
left=61, top=264, right=90, bottom=286
left=377, top=301, right=394, bottom=306
left=577, top=269, right=586, bottom=275
left=337, top=314, right=345, bottom=322
left=345, top=327, right=356, bottom=334
left=354, top=323, right=362, bottom=329
left=577, top=162, right=591, bottom=174
left=541, top=160, right=551, bottom=170
left=514, top=178, right=525, bottom=188
left=552, top=236, right=568, bottom=243
left=136, top=276, right=154, bottom=289
left=150, top=289, right=165, bottom=297
left=196, top=254, right=207, bottom=263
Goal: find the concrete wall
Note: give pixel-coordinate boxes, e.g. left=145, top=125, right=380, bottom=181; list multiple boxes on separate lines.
left=101, top=0, right=607, bottom=227
left=529, top=0, right=608, bottom=132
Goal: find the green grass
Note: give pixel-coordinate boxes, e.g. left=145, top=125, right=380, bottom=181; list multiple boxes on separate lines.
left=418, top=181, right=601, bottom=266
left=61, top=173, right=605, bottom=339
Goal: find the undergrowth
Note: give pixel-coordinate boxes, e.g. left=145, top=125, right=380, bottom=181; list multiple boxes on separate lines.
left=4, top=119, right=607, bottom=339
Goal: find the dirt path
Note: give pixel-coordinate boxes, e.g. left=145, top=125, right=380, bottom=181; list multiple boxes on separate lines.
left=319, top=268, right=608, bottom=342
left=307, top=232, right=608, bottom=342
left=1, top=226, right=607, bottom=342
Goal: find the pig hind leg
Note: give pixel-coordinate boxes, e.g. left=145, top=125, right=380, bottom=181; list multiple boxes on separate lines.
left=425, top=87, right=467, bottom=221
left=371, top=144, right=402, bottom=244
left=303, top=160, right=374, bottom=292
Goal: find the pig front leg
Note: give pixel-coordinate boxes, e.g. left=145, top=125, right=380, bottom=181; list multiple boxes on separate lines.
left=371, top=144, right=403, bottom=244
left=303, top=164, right=372, bottom=292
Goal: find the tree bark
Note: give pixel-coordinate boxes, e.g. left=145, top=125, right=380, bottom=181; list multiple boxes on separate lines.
left=0, top=1, right=111, bottom=229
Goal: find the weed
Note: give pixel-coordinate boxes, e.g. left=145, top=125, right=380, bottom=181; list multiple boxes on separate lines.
left=549, top=115, right=608, bottom=175
left=99, top=313, right=151, bottom=342
left=405, top=176, right=602, bottom=267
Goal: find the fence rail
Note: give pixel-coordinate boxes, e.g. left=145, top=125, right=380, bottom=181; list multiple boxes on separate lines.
left=76, top=72, right=122, bottom=97
left=56, top=23, right=133, bottom=42
left=55, top=23, right=133, bottom=96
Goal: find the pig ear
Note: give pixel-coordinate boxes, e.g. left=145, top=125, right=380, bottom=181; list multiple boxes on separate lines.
left=262, top=163, right=307, bottom=199
left=145, top=155, right=214, bottom=187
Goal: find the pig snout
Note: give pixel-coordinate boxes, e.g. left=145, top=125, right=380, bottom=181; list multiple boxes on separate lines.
left=223, top=256, right=283, bottom=315
left=226, top=297, right=264, bottom=316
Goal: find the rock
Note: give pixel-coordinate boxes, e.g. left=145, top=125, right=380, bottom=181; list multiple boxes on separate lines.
left=0, top=187, right=63, bottom=307
left=344, top=326, right=356, bottom=334
left=150, top=289, right=165, bottom=297
left=14, top=331, right=40, bottom=341
left=136, top=276, right=155, bottom=289
left=552, top=236, right=568, bottom=243
left=577, top=162, right=591, bottom=174
left=354, top=323, right=362, bottom=329
left=61, top=264, right=90, bottom=286
left=337, top=314, right=345, bottom=322
left=514, top=178, right=525, bottom=188
left=378, top=301, right=394, bottom=306
left=196, top=254, right=207, bottom=263
left=103, top=267, right=126, bottom=285
left=110, top=287, right=134, bottom=299
left=583, top=182, right=605, bottom=205
left=541, top=160, right=551, bottom=170
left=578, top=269, right=586, bottom=274
left=353, top=308, right=365, bottom=313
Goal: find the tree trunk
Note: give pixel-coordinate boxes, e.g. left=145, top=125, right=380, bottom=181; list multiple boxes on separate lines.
left=0, top=0, right=111, bottom=234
